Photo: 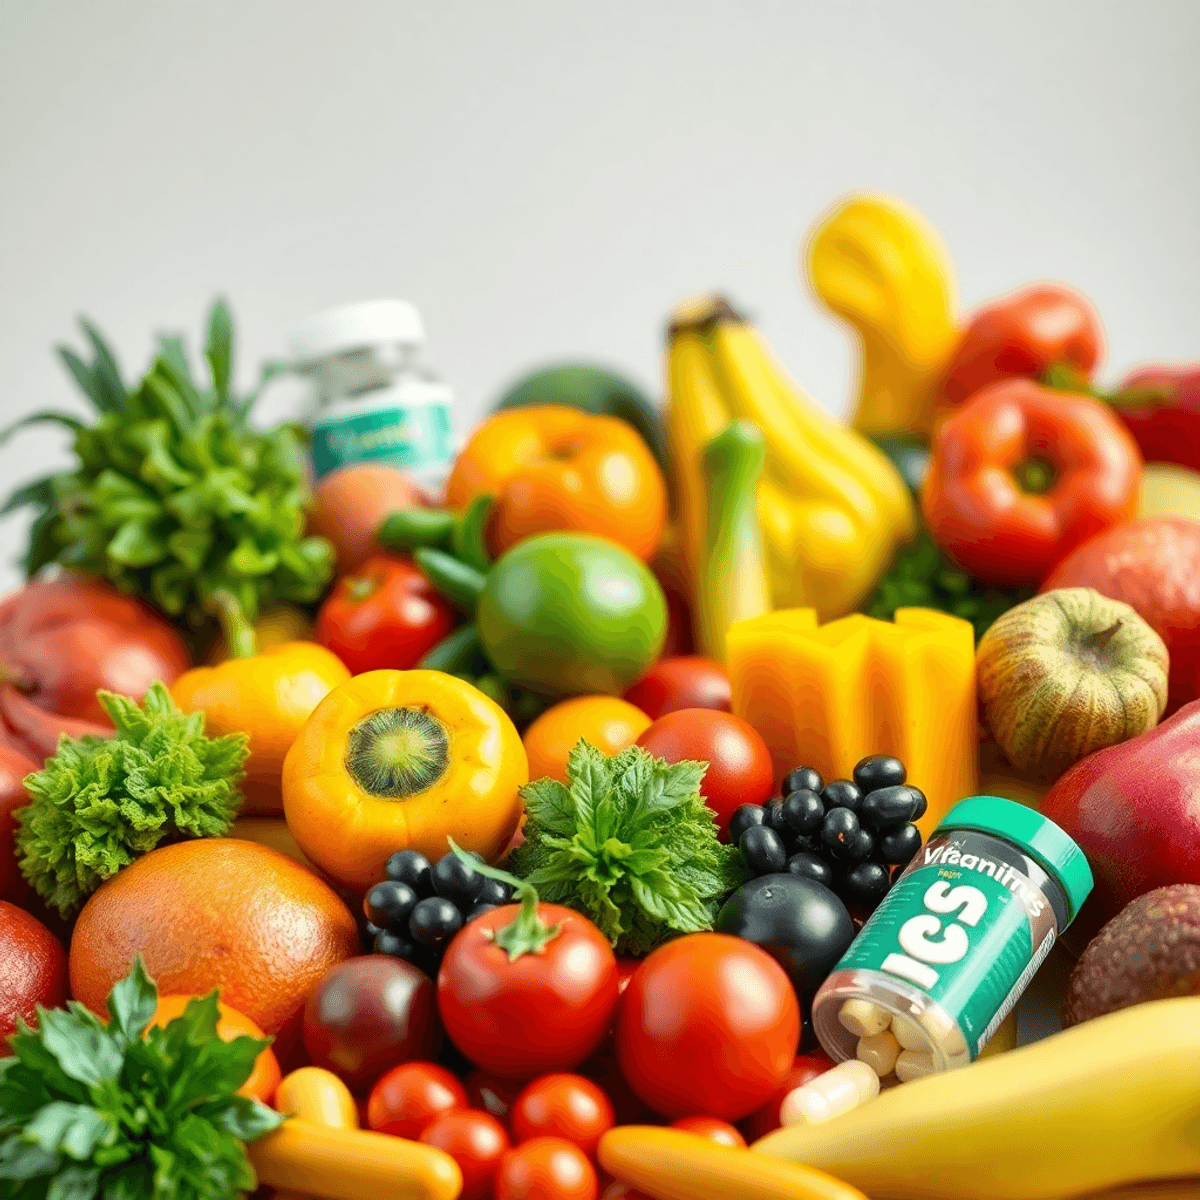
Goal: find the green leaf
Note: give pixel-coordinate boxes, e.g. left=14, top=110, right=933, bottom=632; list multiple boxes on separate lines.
left=205, top=1096, right=284, bottom=1141
left=23, top=1104, right=114, bottom=1161
left=104, top=959, right=156, bottom=1048
left=0, top=412, right=86, bottom=447
left=0, top=1138, right=60, bottom=1181
left=79, top=320, right=127, bottom=414
left=205, top=300, right=234, bottom=404
left=564, top=740, right=611, bottom=831
left=518, top=777, right=576, bottom=838
left=37, top=1011, right=122, bottom=1089
left=1, top=475, right=57, bottom=518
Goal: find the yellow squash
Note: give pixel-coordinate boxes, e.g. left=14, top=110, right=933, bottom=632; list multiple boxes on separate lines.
left=807, top=193, right=960, bottom=437
left=667, top=296, right=916, bottom=624
left=753, top=995, right=1200, bottom=1199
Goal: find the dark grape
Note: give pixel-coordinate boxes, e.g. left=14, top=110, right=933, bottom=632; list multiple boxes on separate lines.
left=821, top=780, right=863, bottom=814
left=730, top=804, right=767, bottom=844
left=853, top=755, right=906, bottom=793
left=375, top=928, right=421, bottom=960
left=822, top=807, right=861, bottom=860
left=780, top=789, right=824, bottom=836
left=783, top=767, right=823, bottom=795
left=364, top=880, right=419, bottom=933
left=739, top=825, right=787, bottom=875
left=762, top=797, right=788, bottom=834
left=860, top=785, right=920, bottom=831
left=365, top=922, right=382, bottom=939
left=840, top=862, right=892, bottom=906
left=848, top=827, right=874, bottom=862
left=464, top=902, right=498, bottom=923
left=432, top=853, right=485, bottom=908
left=908, top=786, right=928, bottom=820
left=475, top=877, right=513, bottom=907
left=786, top=851, right=835, bottom=888
left=386, top=850, right=434, bottom=895
left=879, top=823, right=923, bottom=865
left=409, top=896, right=464, bottom=949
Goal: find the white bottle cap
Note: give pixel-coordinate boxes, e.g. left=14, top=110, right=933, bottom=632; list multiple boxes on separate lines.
left=291, top=299, right=425, bottom=364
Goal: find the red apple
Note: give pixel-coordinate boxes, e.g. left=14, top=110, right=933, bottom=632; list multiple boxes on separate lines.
left=0, top=746, right=36, bottom=903
left=1040, top=700, right=1200, bottom=938
left=1042, top=517, right=1200, bottom=716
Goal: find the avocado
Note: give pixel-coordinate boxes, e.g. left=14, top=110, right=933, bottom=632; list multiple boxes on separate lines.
left=1063, top=884, right=1200, bottom=1027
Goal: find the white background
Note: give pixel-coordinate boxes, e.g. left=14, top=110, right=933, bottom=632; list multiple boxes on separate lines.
left=3, top=0, right=1196, bottom=1043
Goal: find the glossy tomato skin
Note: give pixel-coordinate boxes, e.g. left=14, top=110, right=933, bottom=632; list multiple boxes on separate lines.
left=438, top=903, right=618, bottom=1079
left=420, top=1108, right=511, bottom=1200
left=623, top=657, right=731, bottom=720
left=495, top=1137, right=598, bottom=1200
left=740, top=1052, right=836, bottom=1140
left=636, top=709, right=774, bottom=841
left=316, top=555, right=458, bottom=674
left=615, top=933, right=800, bottom=1121
left=366, top=1061, right=467, bottom=1140
left=670, top=1116, right=746, bottom=1147
left=466, top=1069, right=527, bottom=1128
left=511, top=1074, right=615, bottom=1159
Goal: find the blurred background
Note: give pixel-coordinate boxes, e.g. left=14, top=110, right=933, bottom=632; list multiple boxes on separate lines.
left=2, top=0, right=1198, bottom=595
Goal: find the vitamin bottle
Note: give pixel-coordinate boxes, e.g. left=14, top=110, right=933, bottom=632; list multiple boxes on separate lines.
left=291, top=299, right=457, bottom=488
left=811, top=795, right=1092, bottom=1079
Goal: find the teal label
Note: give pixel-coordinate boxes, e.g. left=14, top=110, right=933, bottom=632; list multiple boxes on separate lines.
left=835, top=834, right=1057, bottom=1057
left=311, top=403, right=454, bottom=479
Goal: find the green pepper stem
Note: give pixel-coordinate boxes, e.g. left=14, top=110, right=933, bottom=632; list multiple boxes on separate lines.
left=211, top=590, right=257, bottom=658
left=377, top=508, right=457, bottom=553
left=447, top=838, right=562, bottom=961
left=451, top=495, right=494, bottom=573
left=419, top=623, right=483, bottom=673
left=414, top=548, right=487, bottom=614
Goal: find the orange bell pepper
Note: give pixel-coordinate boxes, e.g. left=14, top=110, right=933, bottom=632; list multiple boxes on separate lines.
left=170, top=642, right=350, bottom=815
left=445, top=405, right=668, bottom=562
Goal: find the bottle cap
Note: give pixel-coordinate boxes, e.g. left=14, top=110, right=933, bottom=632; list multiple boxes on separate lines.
left=291, top=300, right=424, bottom=364
left=935, top=795, right=1094, bottom=922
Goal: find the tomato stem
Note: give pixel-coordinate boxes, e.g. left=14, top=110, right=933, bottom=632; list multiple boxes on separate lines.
left=448, top=838, right=563, bottom=961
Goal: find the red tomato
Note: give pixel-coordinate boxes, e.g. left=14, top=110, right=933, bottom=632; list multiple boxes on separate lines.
left=495, top=1137, right=598, bottom=1200
left=437, top=903, right=619, bottom=1079
left=315, top=555, right=457, bottom=674
left=615, top=958, right=640, bottom=997
left=741, top=1053, right=836, bottom=1140
left=366, top=1061, right=468, bottom=1140
left=670, top=1116, right=746, bottom=1147
left=615, top=933, right=800, bottom=1121
left=636, top=709, right=774, bottom=841
left=420, top=1108, right=510, bottom=1200
left=466, top=1069, right=528, bottom=1127
left=623, top=657, right=731, bottom=720
left=511, top=1074, right=615, bottom=1158
left=580, top=1045, right=654, bottom=1127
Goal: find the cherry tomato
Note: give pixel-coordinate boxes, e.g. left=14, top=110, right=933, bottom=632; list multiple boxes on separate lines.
left=511, top=1074, right=615, bottom=1159
left=615, top=958, right=640, bottom=997
left=466, top=1069, right=528, bottom=1127
left=741, top=1052, right=837, bottom=1140
left=495, top=1137, right=598, bottom=1200
left=615, top=933, right=800, bottom=1121
left=623, top=657, right=731, bottom=720
left=366, top=1061, right=468, bottom=1140
left=636, top=709, right=774, bottom=840
left=437, top=903, right=619, bottom=1079
left=670, top=1116, right=746, bottom=1147
left=316, top=554, right=457, bottom=674
left=420, top=1108, right=511, bottom=1200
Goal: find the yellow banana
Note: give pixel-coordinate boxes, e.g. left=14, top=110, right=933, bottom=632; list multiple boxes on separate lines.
left=753, top=995, right=1200, bottom=1200
left=807, top=193, right=960, bottom=437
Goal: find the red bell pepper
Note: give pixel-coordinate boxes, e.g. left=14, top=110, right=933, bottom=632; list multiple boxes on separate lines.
left=944, top=283, right=1105, bottom=407
left=921, top=380, right=1142, bottom=589
left=1104, top=362, right=1200, bottom=472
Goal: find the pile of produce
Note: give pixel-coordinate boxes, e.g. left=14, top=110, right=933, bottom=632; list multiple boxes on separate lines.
left=4, top=194, right=1200, bottom=1200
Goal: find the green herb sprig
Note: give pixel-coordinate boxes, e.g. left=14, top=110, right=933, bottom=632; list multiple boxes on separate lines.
left=1, top=300, right=334, bottom=653
left=0, top=958, right=284, bottom=1200
left=15, top=682, right=249, bottom=917
left=511, top=740, right=748, bottom=957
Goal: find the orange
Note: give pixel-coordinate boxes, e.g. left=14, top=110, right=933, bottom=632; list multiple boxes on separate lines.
left=446, top=407, right=667, bottom=562
left=148, top=994, right=282, bottom=1103
left=523, top=696, right=652, bottom=784
left=69, top=839, right=360, bottom=1041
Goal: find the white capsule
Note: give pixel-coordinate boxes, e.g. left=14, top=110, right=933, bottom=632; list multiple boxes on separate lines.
left=920, top=1005, right=970, bottom=1058
left=779, top=1059, right=880, bottom=1126
left=838, top=998, right=889, bottom=1039
left=891, top=1013, right=931, bottom=1052
left=895, top=1050, right=938, bottom=1082
left=856, top=1028, right=900, bottom=1077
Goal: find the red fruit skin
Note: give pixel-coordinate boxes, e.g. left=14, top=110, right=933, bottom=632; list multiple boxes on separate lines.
left=367, top=1061, right=468, bottom=1139
left=420, top=1109, right=510, bottom=1200
left=740, top=1052, right=836, bottom=1141
left=622, top=658, right=731, bottom=720
left=0, top=747, right=36, bottom=903
left=1040, top=700, right=1200, bottom=935
left=1111, top=363, right=1200, bottom=471
left=0, top=900, right=67, bottom=1051
left=1042, top=516, right=1200, bottom=716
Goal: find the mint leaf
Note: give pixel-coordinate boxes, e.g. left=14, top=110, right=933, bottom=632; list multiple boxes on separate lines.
left=564, top=740, right=610, bottom=831
left=104, top=959, right=156, bottom=1048
left=519, top=778, right=575, bottom=839
left=204, top=1096, right=284, bottom=1141
left=0, top=1137, right=60, bottom=1181
left=23, top=1103, right=115, bottom=1161
left=38, top=1010, right=122, bottom=1089
left=47, top=1163, right=100, bottom=1200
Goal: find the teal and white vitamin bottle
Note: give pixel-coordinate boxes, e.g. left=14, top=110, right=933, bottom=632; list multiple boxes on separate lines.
left=811, top=796, right=1093, bottom=1079
left=293, top=299, right=457, bottom=488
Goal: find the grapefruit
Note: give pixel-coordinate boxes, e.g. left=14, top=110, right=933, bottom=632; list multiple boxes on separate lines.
left=0, top=900, right=67, bottom=1051
left=69, top=839, right=360, bottom=1040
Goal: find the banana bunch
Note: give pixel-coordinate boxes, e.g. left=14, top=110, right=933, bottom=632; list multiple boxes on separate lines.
left=666, top=296, right=916, bottom=625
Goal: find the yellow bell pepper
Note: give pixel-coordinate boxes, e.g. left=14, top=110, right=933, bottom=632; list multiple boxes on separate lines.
left=807, top=193, right=960, bottom=438
left=282, top=669, right=528, bottom=894
left=171, top=641, right=350, bottom=816
left=666, top=296, right=916, bottom=624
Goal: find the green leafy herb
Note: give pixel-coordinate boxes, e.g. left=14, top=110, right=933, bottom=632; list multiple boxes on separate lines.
left=15, top=683, right=248, bottom=917
left=0, top=958, right=284, bottom=1200
left=511, top=740, right=748, bottom=957
left=864, top=526, right=1035, bottom=643
left=0, top=300, right=335, bottom=647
